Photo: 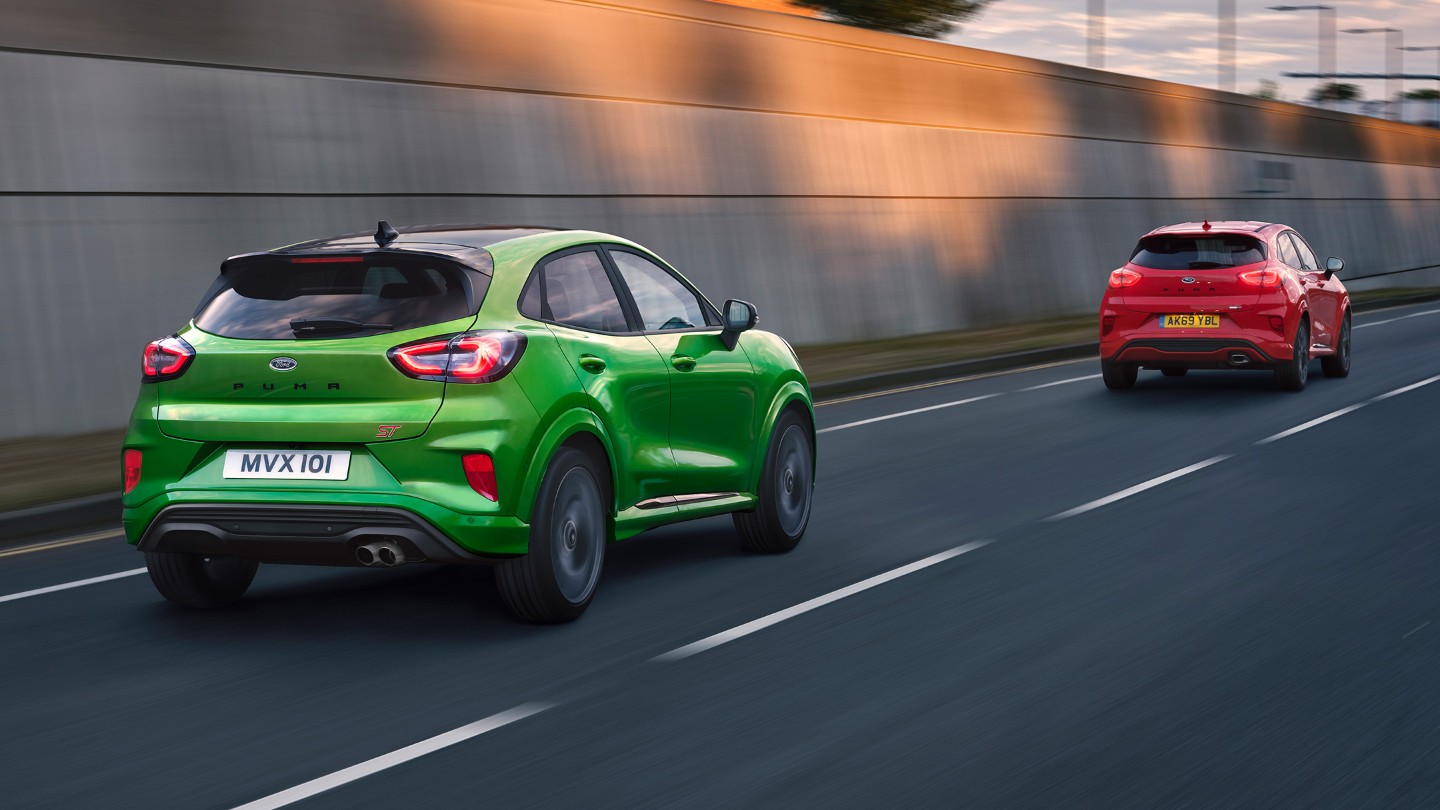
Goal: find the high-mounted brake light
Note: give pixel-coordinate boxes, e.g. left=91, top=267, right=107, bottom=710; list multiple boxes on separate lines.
left=1108, top=268, right=1142, bottom=288
left=141, top=336, right=195, bottom=382
left=290, top=256, right=365, bottom=264
left=122, top=449, right=142, bottom=494
left=388, top=331, right=527, bottom=383
left=462, top=453, right=499, bottom=501
left=1238, top=267, right=1283, bottom=288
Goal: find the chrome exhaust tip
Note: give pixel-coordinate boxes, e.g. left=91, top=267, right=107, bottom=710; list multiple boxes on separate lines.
left=1229, top=353, right=1250, bottom=365
left=355, top=543, right=379, bottom=566
left=377, top=543, right=402, bottom=567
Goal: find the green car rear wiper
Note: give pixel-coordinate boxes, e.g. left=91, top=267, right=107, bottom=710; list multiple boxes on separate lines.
left=289, top=318, right=393, bottom=336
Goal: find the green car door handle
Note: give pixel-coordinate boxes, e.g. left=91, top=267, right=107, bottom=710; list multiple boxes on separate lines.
left=578, top=354, right=607, bottom=374
left=671, top=355, right=697, bottom=372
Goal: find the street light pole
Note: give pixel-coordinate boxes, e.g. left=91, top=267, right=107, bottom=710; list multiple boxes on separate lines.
left=1269, top=6, right=1337, bottom=109
left=1344, top=28, right=1404, bottom=120
left=1219, top=0, right=1236, bottom=92
left=1400, top=45, right=1440, bottom=125
left=1088, top=0, right=1105, bottom=69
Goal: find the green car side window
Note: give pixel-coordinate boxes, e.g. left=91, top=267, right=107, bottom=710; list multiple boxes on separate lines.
left=521, top=250, right=630, bottom=333
left=610, top=250, right=713, bottom=331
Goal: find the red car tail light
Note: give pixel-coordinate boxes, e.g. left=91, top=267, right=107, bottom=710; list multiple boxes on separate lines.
left=141, top=335, right=195, bottom=382
left=123, top=449, right=142, bottom=494
left=1238, top=267, right=1283, bottom=288
left=388, top=331, right=526, bottom=383
left=1102, top=315, right=1116, bottom=336
left=1269, top=316, right=1286, bottom=334
left=462, top=453, right=498, bottom=501
left=1108, top=268, right=1142, bottom=288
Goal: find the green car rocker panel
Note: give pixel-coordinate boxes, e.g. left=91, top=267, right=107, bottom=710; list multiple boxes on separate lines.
left=122, top=223, right=815, bottom=622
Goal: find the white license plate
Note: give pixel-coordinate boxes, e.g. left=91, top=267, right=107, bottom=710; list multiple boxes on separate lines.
left=223, top=450, right=350, bottom=480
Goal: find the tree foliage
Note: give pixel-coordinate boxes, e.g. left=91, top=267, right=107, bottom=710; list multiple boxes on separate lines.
left=1403, top=88, right=1440, bottom=100
left=790, top=0, right=996, bottom=38
left=1308, top=82, right=1363, bottom=102
left=1249, top=79, right=1282, bottom=101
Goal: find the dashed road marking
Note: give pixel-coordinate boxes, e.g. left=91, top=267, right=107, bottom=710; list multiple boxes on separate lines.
left=654, top=542, right=991, bottom=662
left=229, top=703, right=555, bottom=810
left=817, top=394, right=1001, bottom=433
left=1046, top=456, right=1230, bottom=521
left=0, top=568, right=146, bottom=604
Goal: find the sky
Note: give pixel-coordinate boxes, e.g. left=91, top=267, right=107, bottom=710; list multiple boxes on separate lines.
left=944, top=0, right=1440, bottom=102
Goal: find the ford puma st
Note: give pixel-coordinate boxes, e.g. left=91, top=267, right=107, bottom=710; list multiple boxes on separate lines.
left=1099, top=220, right=1351, bottom=391
left=122, top=223, right=815, bottom=622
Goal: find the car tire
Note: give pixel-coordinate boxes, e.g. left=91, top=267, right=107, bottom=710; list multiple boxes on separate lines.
left=145, top=551, right=258, bottom=608
left=1101, top=359, right=1138, bottom=390
left=735, top=410, right=813, bottom=554
left=1275, top=319, right=1310, bottom=391
left=496, top=446, right=607, bottom=623
left=1321, top=312, right=1351, bottom=378
left=1161, top=368, right=1188, bottom=377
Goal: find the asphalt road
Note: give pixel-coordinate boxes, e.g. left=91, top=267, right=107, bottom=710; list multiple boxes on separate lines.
left=4, top=302, right=1440, bottom=808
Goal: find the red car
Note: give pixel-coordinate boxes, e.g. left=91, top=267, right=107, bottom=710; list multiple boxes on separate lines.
left=1099, top=220, right=1350, bottom=391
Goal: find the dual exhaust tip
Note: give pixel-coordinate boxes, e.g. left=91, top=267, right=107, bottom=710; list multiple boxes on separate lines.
left=355, top=540, right=405, bottom=567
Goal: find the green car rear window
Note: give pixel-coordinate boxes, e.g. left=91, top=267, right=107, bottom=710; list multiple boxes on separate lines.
left=194, top=255, right=486, bottom=339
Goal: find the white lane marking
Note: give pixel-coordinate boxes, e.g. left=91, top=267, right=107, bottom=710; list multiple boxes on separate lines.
left=1045, top=456, right=1230, bottom=521
left=1402, top=621, right=1430, bottom=640
left=1257, top=404, right=1367, bottom=445
left=816, top=358, right=1087, bottom=406
left=654, top=541, right=991, bottom=662
left=0, top=568, right=146, bottom=604
left=1373, top=373, right=1440, bottom=401
left=1355, top=308, right=1440, bottom=329
left=1021, top=374, right=1102, bottom=391
left=230, top=703, right=554, bottom=810
left=817, top=394, right=1001, bottom=434
left=0, top=529, right=123, bottom=559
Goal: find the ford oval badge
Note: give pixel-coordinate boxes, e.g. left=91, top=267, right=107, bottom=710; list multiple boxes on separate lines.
left=1181, top=276, right=1196, bottom=284
left=269, top=357, right=298, bottom=372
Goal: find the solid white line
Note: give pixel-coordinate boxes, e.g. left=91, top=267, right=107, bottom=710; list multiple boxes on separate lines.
left=1373, top=373, right=1440, bottom=401
left=0, top=529, right=123, bottom=558
left=1355, top=308, right=1440, bottom=329
left=1021, top=374, right=1102, bottom=391
left=1045, top=456, right=1230, bottom=521
left=817, top=394, right=1001, bottom=433
left=230, top=703, right=554, bottom=810
left=654, top=541, right=991, bottom=662
left=1257, top=404, right=1367, bottom=444
left=0, top=568, right=147, bottom=604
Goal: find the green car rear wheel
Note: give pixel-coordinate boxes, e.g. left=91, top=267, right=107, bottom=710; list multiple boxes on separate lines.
left=495, top=446, right=607, bottom=623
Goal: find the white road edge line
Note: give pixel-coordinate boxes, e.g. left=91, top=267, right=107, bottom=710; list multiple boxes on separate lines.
left=1355, top=308, right=1440, bottom=329
left=1257, top=404, right=1367, bottom=444
left=1373, top=373, right=1440, bottom=401
left=1021, top=374, right=1102, bottom=391
left=817, top=394, right=1001, bottom=434
left=816, top=358, right=1087, bottom=407
left=0, top=568, right=147, bottom=604
left=1046, top=456, right=1231, bottom=521
left=654, top=541, right=991, bottom=662
left=230, top=703, right=555, bottom=810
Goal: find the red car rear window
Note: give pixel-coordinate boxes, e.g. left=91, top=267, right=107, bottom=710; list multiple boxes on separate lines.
left=1130, top=235, right=1266, bottom=270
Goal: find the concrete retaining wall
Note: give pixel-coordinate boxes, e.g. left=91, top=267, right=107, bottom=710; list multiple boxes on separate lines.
left=3, top=0, right=1440, bottom=438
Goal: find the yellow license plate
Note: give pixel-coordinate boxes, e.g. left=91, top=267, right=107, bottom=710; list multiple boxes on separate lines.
left=1160, top=314, right=1221, bottom=328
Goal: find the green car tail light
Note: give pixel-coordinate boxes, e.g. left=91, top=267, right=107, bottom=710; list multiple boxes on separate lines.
left=387, top=331, right=527, bottom=383
left=141, top=335, right=195, bottom=382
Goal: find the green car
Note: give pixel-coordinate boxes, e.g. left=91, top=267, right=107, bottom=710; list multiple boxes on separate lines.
left=122, top=223, right=815, bottom=622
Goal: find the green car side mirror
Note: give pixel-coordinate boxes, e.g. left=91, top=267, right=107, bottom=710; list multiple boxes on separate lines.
left=721, top=299, right=758, bottom=350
